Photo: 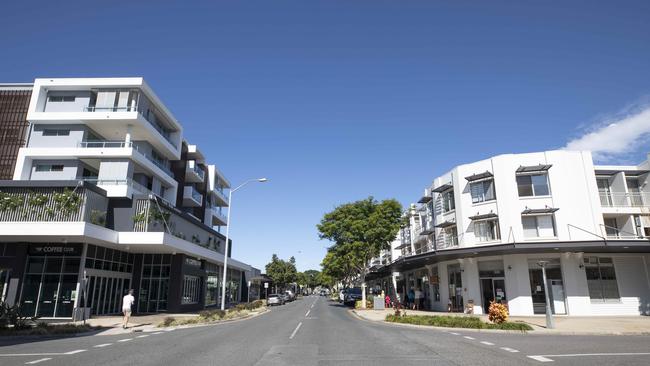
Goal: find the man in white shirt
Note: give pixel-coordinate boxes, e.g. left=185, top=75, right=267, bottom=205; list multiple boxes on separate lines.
left=122, top=289, right=135, bottom=329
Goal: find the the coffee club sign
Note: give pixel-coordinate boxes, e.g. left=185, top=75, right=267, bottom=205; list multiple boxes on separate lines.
left=29, top=244, right=82, bottom=256
left=184, top=257, right=202, bottom=267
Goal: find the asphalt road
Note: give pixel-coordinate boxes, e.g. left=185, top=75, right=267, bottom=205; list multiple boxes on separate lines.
left=1, top=296, right=650, bottom=365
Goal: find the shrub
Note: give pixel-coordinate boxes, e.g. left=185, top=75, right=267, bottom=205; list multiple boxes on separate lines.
left=385, top=314, right=532, bottom=332
left=488, top=302, right=509, bottom=324
left=354, top=300, right=373, bottom=309
left=0, top=302, right=37, bottom=329
left=198, top=309, right=225, bottom=320
left=161, top=317, right=176, bottom=327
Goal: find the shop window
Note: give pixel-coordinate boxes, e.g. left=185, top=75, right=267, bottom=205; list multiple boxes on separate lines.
left=584, top=257, right=620, bottom=302
left=182, top=275, right=201, bottom=304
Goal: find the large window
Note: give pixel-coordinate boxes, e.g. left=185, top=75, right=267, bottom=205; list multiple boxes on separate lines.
left=85, top=245, right=133, bottom=273
left=441, top=226, right=458, bottom=248
left=522, top=215, right=556, bottom=238
left=35, top=164, right=64, bottom=172
left=442, top=190, right=455, bottom=212
left=474, top=219, right=500, bottom=242
left=584, top=257, right=620, bottom=302
left=516, top=174, right=550, bottom=197
left=470, top=179, right=495, bottom=203
left=182, top=275, right=201, bottom=304
left=139, top=254, right=171, bottom=312
left=204, top=262, right=221, bottom=306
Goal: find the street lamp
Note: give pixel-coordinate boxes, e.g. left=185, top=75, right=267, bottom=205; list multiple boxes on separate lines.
left=220, top=178, right=268, bottom=311
left=536, top=260, right=555, bottom=329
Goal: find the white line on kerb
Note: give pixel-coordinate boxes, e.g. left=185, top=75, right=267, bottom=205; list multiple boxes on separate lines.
left=305, top=310, right=311, bottom=317
left=527, top=355, right=554, bottom=362
left=25, top=358, right=51, bottom=365
left=463, top=336, right=475, bottom=340
left=480, top=341, right=494, bottom=346
left=289, top=322, right=303, bottom=339
left=93, top=344, right=112, bottom=348
left=500, top=347, right=519, bottom=353
left=63, top=350, right=86, bottom=355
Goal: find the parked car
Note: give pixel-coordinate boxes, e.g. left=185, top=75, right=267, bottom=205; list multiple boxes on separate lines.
left=284, top=290, right=296, bottom=301
left=319, top=289, right=327, bottom=296
left=343, top=287, right=363, bottom=306
left=267, top=294, right=285, bottom=306
left=338, top=289, right=347, bottom=303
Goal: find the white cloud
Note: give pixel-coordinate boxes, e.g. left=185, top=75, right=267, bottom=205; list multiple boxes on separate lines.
left=563, top=103, right=650, bottom=162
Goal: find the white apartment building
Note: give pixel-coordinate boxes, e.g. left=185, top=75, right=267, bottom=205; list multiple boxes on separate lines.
left=368, top=150, right=650, bottom=316
left=0, top=78, right=257, bottom=319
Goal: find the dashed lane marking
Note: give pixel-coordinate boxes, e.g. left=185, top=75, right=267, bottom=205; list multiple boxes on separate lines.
left=463, top=336, right=475, bottom=340
left=136, top=335, right=149, bottom=338
left=152, top=331, right=164, bottom=335
left=117, top=338, right=133, bottom=343
left=305, top=310, right=311, bottom=317
left=289, top=322, right=303, bottom=340
left=480, top=341, right=494, bottom=346
left=25, top=358, right=51, bottom=365
left=63, top=350, right=86, bottom=355
left=450, top=332, right=460, bottom=335
left=93, top=344, right=112, bottom=348
left=500, top=347, right=519, bottom=353
left=527, top=356, right=554, bottom=363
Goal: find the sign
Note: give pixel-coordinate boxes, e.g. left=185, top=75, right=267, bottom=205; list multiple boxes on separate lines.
left=247, top=281, right=251, bottom=287
left=264, top=282, right=269, bottom=289
left=29, top=245, right=82, bottom=256
left=429, top=275, right=439, bottom=285
left=184, top=257, right=202, bottom=267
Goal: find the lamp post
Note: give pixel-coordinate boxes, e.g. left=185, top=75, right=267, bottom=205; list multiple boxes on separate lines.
left=537, top=260, right=555, bottom=329
left=220, top=178, right=268, bottom=311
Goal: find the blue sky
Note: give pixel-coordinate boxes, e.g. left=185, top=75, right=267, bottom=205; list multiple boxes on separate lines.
left=2, top=1, right=650, bottom=271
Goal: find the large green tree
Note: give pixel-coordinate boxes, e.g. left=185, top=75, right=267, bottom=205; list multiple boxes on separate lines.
left=317, top=197, right=402, bottom=307
left=265, top=254, right=298, bottom=291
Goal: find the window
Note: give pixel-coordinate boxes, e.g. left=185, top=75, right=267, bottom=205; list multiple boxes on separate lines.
left=475, top=219, right=500, bottom=242
left=516, top=174, right=550, bottom=197
left=442, top=190, right=455, bottom=212
left=585, top=257, right=619, bottom=302
left=521, top=215, right=556, bottom=238
left=182, top=275, right=201, bottom=304
left=35, top=164, right=64, bottom=172
left=48, top=95, right=75, bottom=102
left=470, top=179, right=495, bottom=203
left=442, top=226, right=458, bottom=247
left=42, top=129, right=70, bottom=136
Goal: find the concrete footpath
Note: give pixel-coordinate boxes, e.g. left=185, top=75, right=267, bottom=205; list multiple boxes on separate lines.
left=73, top=313, right=200, bottom=335
left=353, top=308, right=650, bottom=335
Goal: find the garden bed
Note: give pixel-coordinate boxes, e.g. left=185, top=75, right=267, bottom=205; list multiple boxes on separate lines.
left=158, top=300, right=266, bottom=327
left=0, top=323, right=101, bottom=337
left=385, top=314, right=533, bottom=332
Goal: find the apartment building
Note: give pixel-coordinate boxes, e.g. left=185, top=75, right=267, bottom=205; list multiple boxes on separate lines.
left=368, top=150, right=650, bottom=316
left=0, top=78, right=256, bottom=319
left=0, top=84, right=32, bottom=179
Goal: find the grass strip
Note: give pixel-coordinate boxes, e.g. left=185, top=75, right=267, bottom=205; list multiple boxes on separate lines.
left=385, top=314, right=533, bottom=332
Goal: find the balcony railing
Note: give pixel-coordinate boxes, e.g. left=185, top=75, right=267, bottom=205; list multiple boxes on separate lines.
left=599, top=192, right=650, bottom=207
left=83, top=104, right=177, bottom=149
left=78, top=141, right=133, bottom=148
left=437, top=234, right=459, bottom=250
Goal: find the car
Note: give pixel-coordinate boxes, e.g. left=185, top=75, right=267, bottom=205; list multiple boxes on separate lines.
left=267, top=294, right=285, bottom=306
left=279, top=293, right=289, bottom=303
left=338, top=289, right=347, bottom=303
left=343, top=287, right=363, bottom=306
left=284, top=290, right=296, bottom=301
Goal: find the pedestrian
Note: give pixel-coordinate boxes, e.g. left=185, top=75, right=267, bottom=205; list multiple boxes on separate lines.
left=414, top=288, right=422, bottom=310
left=385, top=294, right=391, bottom=308
left=407, top=288, right=415, bottom=310
left=122, top=289, right=135, bottom=329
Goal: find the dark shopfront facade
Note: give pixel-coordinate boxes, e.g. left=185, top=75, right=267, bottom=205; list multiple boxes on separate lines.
left=0, top=242, right=247, bottom=319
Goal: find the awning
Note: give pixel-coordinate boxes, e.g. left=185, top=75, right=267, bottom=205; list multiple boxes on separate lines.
left=522, top=207, right=559, bottom=215
left=465, top=171, right=493, bottom=182
left=418, top=196, right=433, bottom=203
left=420, top=229, right=435, bottom=235
left=468, top=212, right=498, bottom=221
left=395, top=243, right=410, bottom=249
left=516, top=164, right=553, bottom=173
left=431, top=183, right=453, bottom=193
left=435, top=220, right=456, bottom=228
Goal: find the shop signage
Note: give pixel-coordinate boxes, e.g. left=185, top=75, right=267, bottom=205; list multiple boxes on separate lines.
left=185, top=257, right=202, bottom=267
left=264, top=282, right=269, bottom=289
left=29, top=245, right=81, bottom=256
left=429, top=275, right=439, bottom=285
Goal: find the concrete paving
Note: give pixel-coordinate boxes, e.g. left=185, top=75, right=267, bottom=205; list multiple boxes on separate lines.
left=0, top=296, right=649, bottom=365
left=353, top=308, right=650, bottom=335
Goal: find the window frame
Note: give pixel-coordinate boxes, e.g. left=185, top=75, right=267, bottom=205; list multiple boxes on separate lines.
left=521, top=214, right=557, bottom=239
left=470, top=179, right=496, bottom=204
left=584, top=257, right=620, bottom=303
left=441, top=190, right=455, bottom=213
left=42, top=129, right=70, bottom=136
left=516, top=173, right=551, bottom=197
left=474, top=218, right=500, bottom=242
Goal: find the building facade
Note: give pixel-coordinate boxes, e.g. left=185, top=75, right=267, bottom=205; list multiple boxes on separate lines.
left=0, top=84, right=32, bottom=180
left=368, top=150, right=650, bottom=316
left=0, top=78, right=257, bottom=319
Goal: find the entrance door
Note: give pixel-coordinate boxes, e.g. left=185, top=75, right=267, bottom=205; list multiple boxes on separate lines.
left=529, top=263, right=566, bottom=315
left=447, top=264, right=463, bottom=312
left=481, top=278, right=506, bottom=311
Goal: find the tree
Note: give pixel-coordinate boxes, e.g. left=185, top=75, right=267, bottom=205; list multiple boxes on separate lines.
left=265, top=254, right=298, bottom=292
left=317, top=197, right=402, bottom=308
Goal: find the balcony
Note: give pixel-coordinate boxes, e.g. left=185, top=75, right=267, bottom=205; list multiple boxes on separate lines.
left=183, top=186, right=203, bottom=207
left=185, top=160, right=205, bottom=183
left=211, top=206, right=228, bottom=226
left=600, top=192, right=650, bottom=208
left=211, top=187, right=229, bottom=207
left=437, top=233, right=459, bottom=250
left=75, top=140, right=174, bottom=178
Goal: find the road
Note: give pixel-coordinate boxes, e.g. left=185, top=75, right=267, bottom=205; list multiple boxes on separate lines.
left=1, top=296, right=650, bottom=365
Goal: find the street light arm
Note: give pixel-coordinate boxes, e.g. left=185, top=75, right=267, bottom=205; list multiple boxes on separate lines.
left=231, top=178, right=268, bottom=193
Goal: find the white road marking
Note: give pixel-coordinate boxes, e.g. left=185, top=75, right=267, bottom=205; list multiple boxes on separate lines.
left=25, top=358, right=51, bottom=365
left=533, top=352, right=650, bottom=359
left=93, top=344, right=112, bottom=348
left=450, top=332, right=460, bottom=335
left=152, top=331, right=164, bottom=335
left=305, top=310, right=311, bottom=317
left=527, top=355, right=554, bottom=362
left=117, top=338, right=132, bottom=342
left=480, top=341, right=494, bottom=346
left=289, top=322, right=303, bottom=339
left=165, top=328, right=174, bottom=332
left=0, top=354, right=61, bottom=357
left=136, top=335, right=149, bottom=338
left=500, top=347, right=519, bottom=353
left=463, top=336, right=475, bottom=340
left=63, top=350, right=86, bottom=355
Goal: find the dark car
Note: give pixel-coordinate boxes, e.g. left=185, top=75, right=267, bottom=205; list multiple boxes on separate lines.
left=343, top=287, right=363, bottom=306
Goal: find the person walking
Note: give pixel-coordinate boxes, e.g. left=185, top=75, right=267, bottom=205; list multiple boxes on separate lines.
left=122, top=289, right=135, bottom=329
left=407, top=288, right=415, bottom=310
left=414, top=288, right=423, bottom=310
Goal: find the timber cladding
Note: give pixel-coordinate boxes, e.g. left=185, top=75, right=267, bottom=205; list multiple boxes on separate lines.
left=0, top=90, right=31, bottom=179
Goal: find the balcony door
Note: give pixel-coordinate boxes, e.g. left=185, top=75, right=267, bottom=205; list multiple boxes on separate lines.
left=597, top=178, right=612, bottom=206
left=626, top=178, right=643, bottom=206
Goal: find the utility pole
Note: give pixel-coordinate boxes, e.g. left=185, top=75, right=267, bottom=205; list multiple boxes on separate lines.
left=537, top=261, right=555, bottom=329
